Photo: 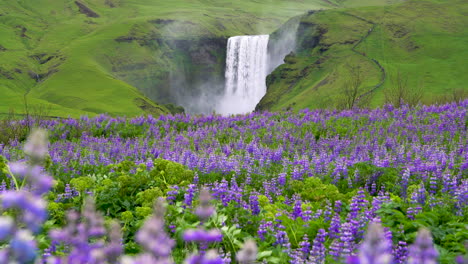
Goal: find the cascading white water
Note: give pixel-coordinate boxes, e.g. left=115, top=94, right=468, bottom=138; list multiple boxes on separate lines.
left=216, top=35, right=269, bottom=115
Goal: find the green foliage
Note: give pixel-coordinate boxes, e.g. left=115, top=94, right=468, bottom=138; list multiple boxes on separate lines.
left=377, top=201, right=467, bottom=260
left=47, top=158, right=197, bottom=249
left=290, top=177, right=350, bottom=203
left=0, top=0, right=334, bottom=117
left=258, top=0, right=468, bottom=111
left=151, top=158, right=194, bottom=188
left=344, top=162, right=400, bottom=193
left=121, top=211, right=134, bottom=223
left=135, top=207, right=153, bottom=219
left=69, top=176, right=94, bottom=193
left=0, top=155, right=9, bottom=175
left=0, top=112, right=29, bottom=145
left=136, top=187, right=163, bottom=207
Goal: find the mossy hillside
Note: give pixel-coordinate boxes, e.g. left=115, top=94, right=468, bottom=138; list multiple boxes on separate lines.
left=0, top=0, right=333, bottom=117
left=258, top=0, right=468, bottom=111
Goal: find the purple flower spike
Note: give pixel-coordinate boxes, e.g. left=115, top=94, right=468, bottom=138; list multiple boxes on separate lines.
left=202, top=250, right=223, bottom=264
left=455, top=255, right=467, bottom=264
left=83, top=197, right=106, bottom=238
left=195, top=188, right=215, bottom=221
left=183, top=229, right=222, bottom=243
left=136, top=198, right=175, bottom=260
left=104, top=221, right=123, bottom=263
left=408, top=228, right=439, bottom=264
left=185, top=250, right=223, bottom=264
left=347, top=256, right=360, bottom=264
left=23, top=129, right=49, bottom=163
left=0, top=216, right=15, bottom=241
left=309, top=229, right=327, bottom=263
left=9, top=230, right=38, bottom=263
left=236, top=239, right=258, bottom=264
left=358, top=223, right=392, bottom=264
left=184, top=229, right=206, bottom=242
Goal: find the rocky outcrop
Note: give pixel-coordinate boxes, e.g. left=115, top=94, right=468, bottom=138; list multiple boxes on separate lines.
left=75, top=1, right=99, bottom=18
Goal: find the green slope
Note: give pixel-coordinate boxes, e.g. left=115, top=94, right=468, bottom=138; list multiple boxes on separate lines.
left=258, top=0, right=468, bottom=111
left=0, top=0, right=333, bottom=117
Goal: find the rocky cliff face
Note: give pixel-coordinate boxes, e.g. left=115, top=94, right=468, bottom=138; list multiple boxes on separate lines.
left=256, top=13, right=323, bottom=111
left=111, top=23, right=228, bottom=112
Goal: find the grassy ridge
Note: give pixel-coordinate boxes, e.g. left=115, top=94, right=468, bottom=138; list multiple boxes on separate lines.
left=0, top=0, right=333, bottom=117
left=258, top=0, right=468, bottom=111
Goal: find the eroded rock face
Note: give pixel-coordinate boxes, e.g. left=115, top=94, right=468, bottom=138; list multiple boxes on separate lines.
left=75, top=1, right=99, bottom=18
left=161, top=37, right=228, bottom=112
left=111, top=27, right=228, bottom=111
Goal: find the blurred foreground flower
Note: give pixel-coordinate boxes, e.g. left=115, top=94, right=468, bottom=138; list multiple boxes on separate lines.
left=0, top=129, right=51, bottom=263
left=357, top=222, right=392, bottom=264
left=184, top=188, right=223, bottom=264
left=236, top=239, right=258, bottom=264
left=408, top=228, right=439, bottom=264
left=48, top=197, right=123, bottom=263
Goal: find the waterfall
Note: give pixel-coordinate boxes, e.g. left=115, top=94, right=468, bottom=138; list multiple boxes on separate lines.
left=216, top=35, right=269, bottom=115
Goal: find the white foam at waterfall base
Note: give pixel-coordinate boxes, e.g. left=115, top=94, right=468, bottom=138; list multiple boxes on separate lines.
left=216, top=35, right=269, bottom=115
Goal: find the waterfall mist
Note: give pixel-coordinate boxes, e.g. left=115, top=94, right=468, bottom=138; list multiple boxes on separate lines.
left=267, top=17, right=300, bottom=73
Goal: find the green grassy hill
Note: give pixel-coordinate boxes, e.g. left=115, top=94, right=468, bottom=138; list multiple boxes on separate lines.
left=0, top=0, right=333, bottom=117
left=257, top=0, right=468, bottom=111
left=1, top=0, right=465, bottom=116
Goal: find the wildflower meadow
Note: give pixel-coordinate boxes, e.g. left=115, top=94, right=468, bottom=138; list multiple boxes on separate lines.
left=0, top=101, right=467, bottom=263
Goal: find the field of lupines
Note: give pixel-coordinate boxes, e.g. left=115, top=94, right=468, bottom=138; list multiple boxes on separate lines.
left=0, top=101, right=467, bottom=263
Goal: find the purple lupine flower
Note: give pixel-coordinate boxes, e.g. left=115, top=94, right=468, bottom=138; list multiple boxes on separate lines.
left=456, top=255, right=467, bottom=264
left=394, top=241, right=408, bottom=264
left=334, top=200, right=343, bottom=214
left=258, top=221, right=271, bottom=241
left=2, top=190, right=47, bottom=233
left=8, top=162, right=52, bottom=195
left=249, top=195, right=260, bottom=215
left=278, top=172, right=287, bottom=186
left=407, top=205, right=422, bottom=220
left=49, top=197, right=122, bottom=263
left=329, top=239, right=343, bottom=261
left=195, top=188, right=215, bottom=221
left=82, top=198, right=106, bottom=238
left=302, top=207, right=313, bottom=221
left=103, top=221, right=123, bottom=263
left=184, top=189, right=224, bottom=262
left=401, top=168, right=410, bottom=198
left=166, top=186, right=179, bottom=204
left=23, top=129, right=49, bottom=164
left=329, top=213, right=341, bottom=239
left=292, top=199, right=302, bottom=219
left=55, top=184, right=80, bottom=202
left=136, top=198, right=175, bottom=260
left=185, top=249, right=223, bottom=264
left=9, top=230, right=38, bottom=263
left=357, top=222, right=392, bottom=264
left=183, top=229, right=223, bottom=243
left=411, top=184, right=427, bottom=205
left=298, top=234, right=310, bottom=260
left=0, top=181, right=7, bottom=193
left=0, top=216, right=15, bottom=241
left=273, top=225, right=290, bottom=248
left=309, top=229, right=327, bottom=263
left=429, top=175, right=438, bottom=194
left=408, top=229, right=439, bottom=264
left=185, top=184, right=197, bottom=207
left=340, top=223, right=356, bottom=258
left=236, top=239, right=258, bottom=264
